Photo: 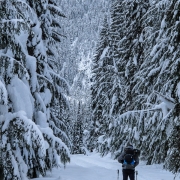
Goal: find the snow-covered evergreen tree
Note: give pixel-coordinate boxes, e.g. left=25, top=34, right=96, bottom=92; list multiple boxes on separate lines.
left=91, top=0, right=180, bottom=174
left=26, top=0, right=71, bottom=176
left=90, top=15, right=111, bottom=152
left=0, top=1, right=46, bottom=178
left=91, top=0, right=150, bottom=155
left=72, top=101, right=85, bottom=154
left=57, top=0, right=110, bottom=153
left=0, top=0, right=70, bottom=179
left=146, top=0, right=180, bottom=173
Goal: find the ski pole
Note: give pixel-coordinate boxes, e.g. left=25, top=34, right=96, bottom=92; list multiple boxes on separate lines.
left=135, top=170, right=138, bottom=180
left=117, top=169, right=119, bottom=180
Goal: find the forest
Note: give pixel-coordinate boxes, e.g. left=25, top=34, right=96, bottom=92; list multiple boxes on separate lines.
left=0, top=0, right=180, bottom=179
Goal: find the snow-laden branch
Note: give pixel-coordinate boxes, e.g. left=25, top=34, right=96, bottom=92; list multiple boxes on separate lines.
left=14, top=0, right=35, bottom=21
left=49, top=120, right=72, bottom=147
left=0, top=54, right=29, bottom=79
left=47, top=4, right=66, bottom=18
left=154, top=91, right=175, bottom=109
left=49, top=70, right=70, bottom=95
left=0, top=111, right=46, bottom=179
left=117, top=107, right=161, bottom=123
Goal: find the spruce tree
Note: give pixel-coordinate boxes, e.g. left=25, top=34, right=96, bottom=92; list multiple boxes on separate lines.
left=91, top=0, right=150, bottom=155
left=0, top=0, right=70, bottom=179
left=72, top=102, right=84, bottom=154
left=91, top=15, right=112, bottom=152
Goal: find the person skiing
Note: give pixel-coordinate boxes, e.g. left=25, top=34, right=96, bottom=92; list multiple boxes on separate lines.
left=118, top=143, right=139, bottom=180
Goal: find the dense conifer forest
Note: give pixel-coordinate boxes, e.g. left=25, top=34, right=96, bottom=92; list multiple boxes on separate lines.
left=0, top=0, right=180, bottom=179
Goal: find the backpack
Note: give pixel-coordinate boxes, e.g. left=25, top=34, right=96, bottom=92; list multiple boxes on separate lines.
left=133, top=149, right=140, bottom=159
left=123, top=148, right=135, bottom=165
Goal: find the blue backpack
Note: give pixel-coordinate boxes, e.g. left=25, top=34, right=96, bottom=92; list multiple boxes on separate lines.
left=123, top=148, right=135, bottom=165
left=124, top=154, right=135, bottom=165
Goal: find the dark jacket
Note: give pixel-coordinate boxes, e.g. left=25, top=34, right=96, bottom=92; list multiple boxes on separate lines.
left=118, top=150, right=139, bottom=170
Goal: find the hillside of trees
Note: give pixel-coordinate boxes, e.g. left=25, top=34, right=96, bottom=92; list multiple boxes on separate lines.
left=0, top=0, right=180, bottom=179
left=91, top=0, right=180, bottom=174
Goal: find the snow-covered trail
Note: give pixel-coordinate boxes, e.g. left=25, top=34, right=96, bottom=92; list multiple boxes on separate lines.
left=34, top=153, right=175, bottom=180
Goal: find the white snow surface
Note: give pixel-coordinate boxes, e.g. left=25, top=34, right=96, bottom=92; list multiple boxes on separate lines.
left=7, top=75, right=34, bottom=119
left=33, top=153, right=176, bottom=180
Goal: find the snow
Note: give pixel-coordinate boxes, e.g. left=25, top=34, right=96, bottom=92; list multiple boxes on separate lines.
left=147, top=67, right=160, bottom=77
left=98, top=135, right=104, bottom=143
left=161, top=18, right=166, bottom=29
left=78, top=52, right=92, bottom=80
left=155, top=91, right=175, bottom=110
left=150, top=44, right=158, bottom=56
left=40, top=126, right=70, bottom=157
left=0, top=80, right=8, bottom=105
left=35, top=111, right=48, bottom=128
left=71, top=37, right=78, bottom=47
left=100, top=46, right=109, bottom=60
left=133, top=127, right=139, bottom=140
left=33, top=153, right=176, bottom=180
left=40, top=88, right=52, bottom=106
left=26, top=55, right=37, bottom=92
left=7, top=75, right=34, bottom=119
left=139, top=33, right=144, bottom=43
left=154, top=102, right=168, bottom=118
left=0, top=110, right=46, bottom=179
left=177, top=82, right=180, bottom=101
left=109, top=93, right=117, bottom=116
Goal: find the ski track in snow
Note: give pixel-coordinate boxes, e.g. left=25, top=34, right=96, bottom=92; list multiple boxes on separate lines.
left=33, top=153, right=176, bottom=180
